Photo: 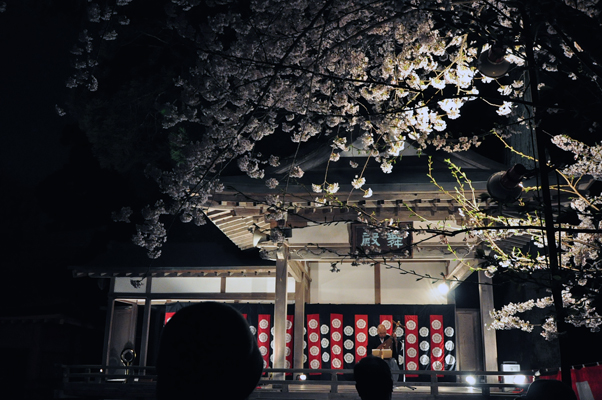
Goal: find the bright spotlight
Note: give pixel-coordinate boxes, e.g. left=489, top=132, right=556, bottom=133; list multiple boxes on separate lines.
left=514, top=375, right=526, bottom=384
left=466, top=375, right=477, bottom=385
left=437, top=283, right=449, bottom=295
left=297, top=373, right=307, bottom=381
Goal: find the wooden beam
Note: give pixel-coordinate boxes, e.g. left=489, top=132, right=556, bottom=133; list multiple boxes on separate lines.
left=227, top=228, right=254, bottom=239
left=257, top=243, right=476, bottom=262
left=206, top=210, right=234, bottom=221
left=478, top=271, right=498, bottom=383
left=138, top=277, right=153, bottom=368
left=288, top=259, right=306, bottom=283
left=114, top=292, right=277, bottom=301
left=447, top=260, right=476, bottom=290
left=102, top=279, right=116, bottom=367
left=374, top=263, right=381, bottom=305
left=215, top=220, right=251, bottom=233
left=76, top=265, right=277, bottom=278
left=233, top=208, right=264, bottom=217
left=210, top=184, right=491, bottom=203
left=213, top=218, right=249, bottom=230
left=284, top=209, right=458, bottom=224
left=303, top=262, right=312, bottom=303
left=273, top=244, right=289, bottom=380
left=293, top=279, right=305, bottom=379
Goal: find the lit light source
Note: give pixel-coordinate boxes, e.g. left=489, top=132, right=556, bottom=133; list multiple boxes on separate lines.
left=297, top=373, right=307, bottom=381
left=514, top=375, right=527, bottom=384
left=466, top=375, right=477, bottom=385
left=437, top=282, right=449, bottom=295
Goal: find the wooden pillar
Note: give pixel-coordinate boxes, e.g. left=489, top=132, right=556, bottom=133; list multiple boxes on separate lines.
left=102, top=278, right=116, bottom=367
left=138, top=277, right=153, bottom=368
left=374, top=262, right=381, bottom=304
left=273, top=244, right=289, bottom=380
left=305, top=266, right=311, bottom=303
left=293, top=274, right=306, bottom=379
left=478, top=271, right=498, bottom=384
left=220, top=276, right=226, bottom=293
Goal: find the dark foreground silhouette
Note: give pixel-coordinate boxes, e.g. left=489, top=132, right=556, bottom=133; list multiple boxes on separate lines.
left=157, top=302, right=263, bottom=400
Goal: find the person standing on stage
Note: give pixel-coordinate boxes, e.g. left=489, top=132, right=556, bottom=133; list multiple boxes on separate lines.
left=368, top=324, right=400, bottom=382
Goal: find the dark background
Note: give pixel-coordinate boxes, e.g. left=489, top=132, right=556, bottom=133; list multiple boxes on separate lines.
left=1, top=1, right=602, bottom=399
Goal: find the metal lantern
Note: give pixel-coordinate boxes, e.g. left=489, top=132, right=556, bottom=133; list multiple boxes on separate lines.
left=487, top=164, right=527, bottom=202
left=478, top=43, right=510, bottom=78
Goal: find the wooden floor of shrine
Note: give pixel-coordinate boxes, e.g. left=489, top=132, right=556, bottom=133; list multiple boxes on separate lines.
left=59, top=366, right=529, bottom=399
left=60, top=382, right=524, bottom=400
left=250, top=384, right=523, bottom=399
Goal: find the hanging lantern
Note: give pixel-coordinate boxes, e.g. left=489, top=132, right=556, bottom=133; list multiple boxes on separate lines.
left=477, top=42, right=510, bottom=78
left=487, top=164, right=527, bottom=202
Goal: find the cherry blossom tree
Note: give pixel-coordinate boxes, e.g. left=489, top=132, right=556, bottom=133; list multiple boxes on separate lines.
left=64, top=0, right=602, bottom=383
left=421, top=137, right=602, bottom=383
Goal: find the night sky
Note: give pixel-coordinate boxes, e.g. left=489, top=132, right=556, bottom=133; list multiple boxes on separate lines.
left=2, top=2, right=90, bottom=308
left=0, top=4, right=112, bottom=397
left=0, top=0, right=249, bottom=320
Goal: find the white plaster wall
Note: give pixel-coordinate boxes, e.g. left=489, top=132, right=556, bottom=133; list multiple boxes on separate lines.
left=288, top=223, right=349, bottom=245
left=226, top=277, right=296, bottom=293
left=115, top=276, right=296, bottom=295
left=152, top=277, right=221, bottom=293
left=413, top=220, right=476, bottom=245
left=380, top=262, right=449, bottom=304
left=308, top=262, right=449, bottom=305
left=115, top=277, right=148, bottom=293
left=309, top=262, right=375, bottom=304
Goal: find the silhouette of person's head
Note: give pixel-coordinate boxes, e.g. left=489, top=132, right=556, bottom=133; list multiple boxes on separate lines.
left=157, top=302, right=263, bottom=400
left=520, top=379, right=577, bottom=400
left=354, top=356, right=393, bottom=400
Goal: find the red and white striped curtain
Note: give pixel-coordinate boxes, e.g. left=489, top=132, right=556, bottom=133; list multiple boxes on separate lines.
left=164, top=312, right=176, bottom=325
left=540, top=365, right=602, bottom=400
left=405, top=315, right=419, bottom=377
left=257, top=314, right=271, bottom=369
left=380, top=314, right=393, bottom=334
left=307, top=313, right=321, bottom=372
left=164, top=303, right=457, bottom=377
left=430, top=315, right=444, bottom=373
left=330, top=313, right=344, bottom=369
left=355, top=314, right=369, bottom=362
left=285, top=315, right=294, bottom=371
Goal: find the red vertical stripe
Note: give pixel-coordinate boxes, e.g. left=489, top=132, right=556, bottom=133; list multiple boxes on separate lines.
left=405, top=315, right=419, bottom=377
left=164, top=312, right=176, bottom=325
left=430, top=315, right=444, bottom=374
left=330, top=314, right=344, bottom=369
left=355, top=314, right=369, bottom=362
left=379, top=315, right=393, bottom=335
left=285, top=315, right=294, bottom=373
left=307, top=313, right=321, bottom=373
left=540, top=365, right=602, bottom=400
left=573, top=365, right=602, bottom=400
left=257, top=314, right=271, bottom=370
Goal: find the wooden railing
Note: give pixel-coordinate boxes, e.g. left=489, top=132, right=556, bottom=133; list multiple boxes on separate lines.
left=259, top=368, right=533, bottom=396
left=62, top=365, right=157, bottom=384
left=60, top=365, right=534, bottom=398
